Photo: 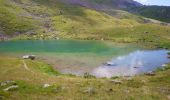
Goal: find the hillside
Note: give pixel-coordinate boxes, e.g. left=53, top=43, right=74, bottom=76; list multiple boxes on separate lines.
left=59, top=0, right=170, bottom=23
left=0, top=0, right=170, bottom=48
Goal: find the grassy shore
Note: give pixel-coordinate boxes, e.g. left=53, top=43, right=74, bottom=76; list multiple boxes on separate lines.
left=0, top=56, right=170, bottom=100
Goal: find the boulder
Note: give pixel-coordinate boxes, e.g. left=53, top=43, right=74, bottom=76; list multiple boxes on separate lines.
left=111, top=80, right=122, bottom=84
left=22, top=55, right=36, bottom=60
left=3, top=85, right=19, bottom=91
left=83, top=87, right=95, bottom=95
left=161, top=64, right=168, bottom=67
left=0, top=80, right=16, bottom=87
left=43, top=84, right=51, bottom=88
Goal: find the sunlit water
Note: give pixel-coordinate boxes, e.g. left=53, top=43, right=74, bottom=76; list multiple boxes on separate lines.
left=92, top=50, right=170, bottom=77
left=0, top=40, right=169, bottom=77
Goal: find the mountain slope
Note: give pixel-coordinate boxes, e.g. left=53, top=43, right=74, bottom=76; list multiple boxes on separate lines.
left=61, top=0, right=142, bottom=10
left=0, top=0, right=170, bottom=48
left=61, top=0, right=170, bottom=23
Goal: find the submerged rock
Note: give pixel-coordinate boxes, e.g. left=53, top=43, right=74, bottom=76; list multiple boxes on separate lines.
left=168, top=55, right=170, bottom=59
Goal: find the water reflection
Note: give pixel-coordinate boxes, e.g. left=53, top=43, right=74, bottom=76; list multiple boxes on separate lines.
left=92, top=50, right=170, bottom=77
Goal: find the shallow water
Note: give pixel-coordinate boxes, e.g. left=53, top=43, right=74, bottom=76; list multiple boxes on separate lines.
left=0, top=40, right=169, bottom=77
left=92, top=50, right=170, bottom=77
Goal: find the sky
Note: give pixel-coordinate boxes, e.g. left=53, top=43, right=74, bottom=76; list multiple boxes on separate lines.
left=134, top=0, right=170, bottom=6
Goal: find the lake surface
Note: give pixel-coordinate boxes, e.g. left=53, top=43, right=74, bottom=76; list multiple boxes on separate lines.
left=0, top=40, right=169, bottom=77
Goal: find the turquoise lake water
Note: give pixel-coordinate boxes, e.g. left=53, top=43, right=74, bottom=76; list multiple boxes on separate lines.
left=0, top=40, right=169, bottom=77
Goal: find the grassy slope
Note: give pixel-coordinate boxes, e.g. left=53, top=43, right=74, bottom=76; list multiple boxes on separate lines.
left=0, top=0, right=39, bottom=35
left=0, top=56, right=170, bottom=100
left=0, top=0, right=169, bottom=48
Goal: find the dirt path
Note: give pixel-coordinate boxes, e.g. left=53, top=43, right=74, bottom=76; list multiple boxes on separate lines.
left=22, top=60, right=32, bottom=72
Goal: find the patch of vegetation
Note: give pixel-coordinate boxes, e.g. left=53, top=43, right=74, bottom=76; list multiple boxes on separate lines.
left=25, top=60, right=60, bottom=76
left=125, top=79, right=144, bottom=88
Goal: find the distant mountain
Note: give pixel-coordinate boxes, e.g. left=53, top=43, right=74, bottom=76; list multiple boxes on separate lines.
left=60, top=0, right=170, bottom=23
left=129, top=6, right=170, bottom=23
left=61, top=0, right=142, bottom=10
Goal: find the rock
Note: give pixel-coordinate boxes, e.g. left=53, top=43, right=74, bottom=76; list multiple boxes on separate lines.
left=144, top=31, right=149, bottom=34
left=83, top=72, right=96, bottom=79
left=168, top=55, right=170, bottom=59
left=83, top=87, right=95, bottom=95
left=144, top=71, right=156, bottom=76
left=105, top=62, right=116, bottom=66
left=43, top=84, right=51, bottom=88
left=111, top=80, right=122, bottom=84
left=0, top=95, right=4, bottom=100
left=141, top=80, right=147, bottom=83
left=53, top=88, right=60, bottom=93
left=161, top=64, right=168, bottom=67
left=124, top=89, right=130, bottom=94
left=56, top=37, right=60, bottom=40
left=3, top=85, right=19, bottom=91
left=0, top=80, right=16, bottom=87
left=124, top=77, right=133, bottom=81
left=107, top=88, right=113, bottom=92
left=133, top=66, right=139, bottom=68
left=22, top=55, right=36, bottom=60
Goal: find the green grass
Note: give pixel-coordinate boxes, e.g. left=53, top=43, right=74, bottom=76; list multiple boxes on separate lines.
left=0, top=56, right=170, bottom=99
left=0, top=0, right=39, bottom=34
